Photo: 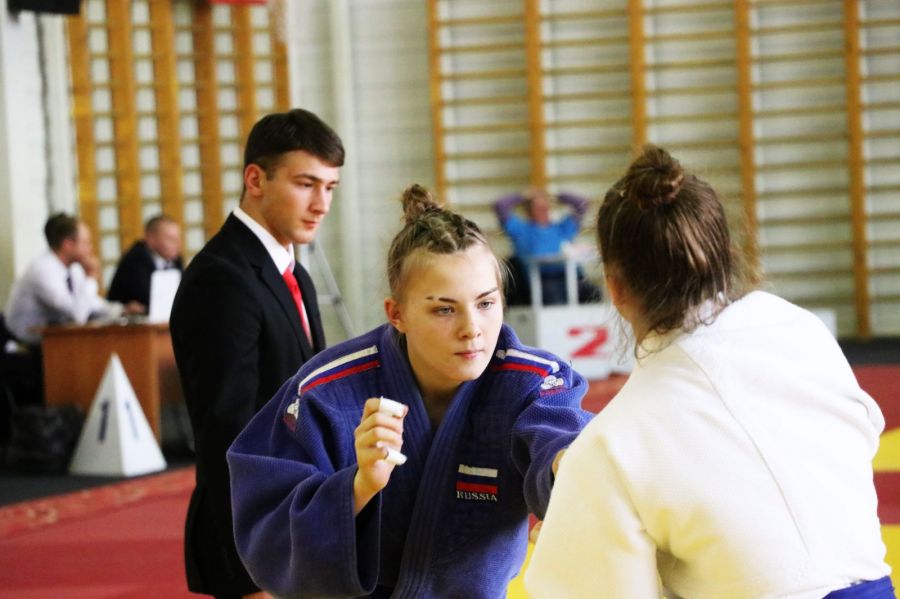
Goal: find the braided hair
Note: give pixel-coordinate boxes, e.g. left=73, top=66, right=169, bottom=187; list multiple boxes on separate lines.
left=387, top=184, right=504, bottom=301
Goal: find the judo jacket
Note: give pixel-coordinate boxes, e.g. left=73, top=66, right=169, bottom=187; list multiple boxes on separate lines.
left=227, top=323, right=591, bottom=598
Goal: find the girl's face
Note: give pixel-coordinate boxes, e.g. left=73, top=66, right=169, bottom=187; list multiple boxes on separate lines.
left=385, top=244, right=504, bottom=401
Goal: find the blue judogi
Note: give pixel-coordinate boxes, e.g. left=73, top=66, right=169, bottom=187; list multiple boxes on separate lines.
left=227, top=323, right=591, bottom=598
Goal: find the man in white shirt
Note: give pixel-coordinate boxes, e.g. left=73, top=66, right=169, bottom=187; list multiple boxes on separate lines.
left=4, top=213, right=141, bottom=346
left=2, top=213, right=139, bottom=406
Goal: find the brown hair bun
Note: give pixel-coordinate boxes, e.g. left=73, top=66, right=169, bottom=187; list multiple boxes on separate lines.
left=623, top=145, right=685, bottom=210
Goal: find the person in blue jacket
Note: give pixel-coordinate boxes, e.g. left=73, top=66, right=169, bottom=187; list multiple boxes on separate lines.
left=494, top=188, right=600, bottom=305
left=227, top=184, right=592, bottom=598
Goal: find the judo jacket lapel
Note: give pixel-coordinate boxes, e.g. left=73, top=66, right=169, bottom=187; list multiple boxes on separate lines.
left=378, top=331, right=481, bottom=595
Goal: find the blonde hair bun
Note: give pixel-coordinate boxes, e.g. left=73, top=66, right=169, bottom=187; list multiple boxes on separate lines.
left=401, top=184, right=442, bottom=225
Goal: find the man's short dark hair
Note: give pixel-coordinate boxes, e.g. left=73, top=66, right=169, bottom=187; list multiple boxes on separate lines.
left=44, top=213, right=79, bottom=250
left=243, top=108, right=345, bottom=177
left=145, top=214, right=177, bottom=235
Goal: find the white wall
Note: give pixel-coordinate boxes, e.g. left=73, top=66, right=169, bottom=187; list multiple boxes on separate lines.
left=0, top=8, right=74, bottom=308
left=1, top=2, right=896, bottom=338
left=289, top=0, right=900, bottom=338
left=289, top=0, right=435, bottom=340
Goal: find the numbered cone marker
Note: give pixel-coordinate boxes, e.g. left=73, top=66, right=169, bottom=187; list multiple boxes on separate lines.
left=69, top=353, right=167, bottom=477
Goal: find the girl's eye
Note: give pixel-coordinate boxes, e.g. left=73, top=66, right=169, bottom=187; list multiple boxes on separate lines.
left=478, top=300, right=496, bottom=310
left=435, top=306, right=453, bottom=315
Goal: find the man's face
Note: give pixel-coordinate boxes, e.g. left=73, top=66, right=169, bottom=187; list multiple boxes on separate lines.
left=62, top=222, right=94, bottom=265
left=147, top=221, right=182, bottom=262
left=246, top=150, right=340, bottom=246
left=528, top=193, right=551, bottom=225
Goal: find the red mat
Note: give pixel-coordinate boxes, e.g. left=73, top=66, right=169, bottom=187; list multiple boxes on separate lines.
left=857, top=365, right=900, bottom=525
left=855, top=366, right=900, bottom=431
left=0, top=467, right=194, bottom=539
left=0, top=468, right=194, bottom=598
left=0, top=366, right=894, bottom=597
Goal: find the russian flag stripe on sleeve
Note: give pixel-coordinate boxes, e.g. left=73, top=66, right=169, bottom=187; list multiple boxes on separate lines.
left=493, top=362, right=549, bottom=377
left=298, top=345, right=379, bottom=392
left=498, top=348, right=559, bottom=373
left=303, top=360, right=381, bottom=393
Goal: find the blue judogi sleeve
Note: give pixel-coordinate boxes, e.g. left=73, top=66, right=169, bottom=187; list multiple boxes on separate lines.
left=509, top=361, right=592, bottom=520
left=227, top=374, right=381, bottom=598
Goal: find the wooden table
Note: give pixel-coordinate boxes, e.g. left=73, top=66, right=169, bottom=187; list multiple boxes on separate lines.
left=42, top=322, right=184, bottom=441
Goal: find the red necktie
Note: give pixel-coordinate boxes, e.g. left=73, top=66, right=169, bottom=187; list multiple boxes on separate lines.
left=282, top=265, right=312, bottom=344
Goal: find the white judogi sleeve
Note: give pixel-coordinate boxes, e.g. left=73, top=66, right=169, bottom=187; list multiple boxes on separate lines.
left=526, top=428, right=661, bottom=598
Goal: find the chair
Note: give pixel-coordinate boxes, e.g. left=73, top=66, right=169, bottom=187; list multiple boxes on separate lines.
left=503, top=255, right=532, bottom=306
left=0, top=313, right=44, bottom=408
left=0, top=313, right=16, bottom=450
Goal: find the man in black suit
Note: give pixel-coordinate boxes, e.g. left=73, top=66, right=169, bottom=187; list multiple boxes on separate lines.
left=170, top=109, right=343, bottom=599
left=107, top=214, right=183, bottom=313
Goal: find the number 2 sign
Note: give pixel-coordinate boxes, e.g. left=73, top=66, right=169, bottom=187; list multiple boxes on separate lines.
left=568, top=326, right=610, bottom=358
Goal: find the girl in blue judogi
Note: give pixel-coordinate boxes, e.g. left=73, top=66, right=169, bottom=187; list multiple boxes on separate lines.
left=227, top=184, right=592, bottom=598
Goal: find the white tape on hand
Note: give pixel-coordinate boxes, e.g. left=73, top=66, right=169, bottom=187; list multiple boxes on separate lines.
left=384, top=447, right=408, bottom=466
left=377, top=397, right=408, bottom=418
left=376, top=397, right=407, bottom=465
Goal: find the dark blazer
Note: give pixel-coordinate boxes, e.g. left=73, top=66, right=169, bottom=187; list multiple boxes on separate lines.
left=107, top=240, right=184, bottom=309
left=170, top=214, right=325, bottom=596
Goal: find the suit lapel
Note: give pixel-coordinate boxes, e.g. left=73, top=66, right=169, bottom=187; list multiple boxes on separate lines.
left=226, top=215, right=310, bottom=354
left=294, top=263, right=323, bottom=357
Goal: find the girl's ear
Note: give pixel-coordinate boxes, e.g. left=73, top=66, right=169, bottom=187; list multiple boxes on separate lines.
left=605, top=273, right=623, bottom=308
left=384, top=297, right=406, bottom=333
left=605, top=271, right=639, bottom=328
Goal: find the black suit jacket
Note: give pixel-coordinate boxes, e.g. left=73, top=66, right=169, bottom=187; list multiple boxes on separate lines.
left=107, top=240, right=184, bottom=309
left=170, top=214, right=325, bottom=596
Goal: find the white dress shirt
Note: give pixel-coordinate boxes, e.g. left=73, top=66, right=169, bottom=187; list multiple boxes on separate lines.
left=232, top=207, right=310, bottom=326
left=4, top=251, right=119, bottom=345
left=526, top=291, right=890, bottom=599
left=152, top=252, right=170, bottom=270
left=233, top=206, right=293, bottom=274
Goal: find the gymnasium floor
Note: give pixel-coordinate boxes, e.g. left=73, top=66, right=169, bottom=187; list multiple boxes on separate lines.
left=0, top=354, right=898, bottom=597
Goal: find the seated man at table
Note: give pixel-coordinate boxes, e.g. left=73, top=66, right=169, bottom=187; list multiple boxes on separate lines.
left=107, top=214, right=184, bottom=313
left=4, top=213, right=142, bottom=347
left=4, top=213, right=140, bottom=404
left=494, top=188, right=601, bottom=306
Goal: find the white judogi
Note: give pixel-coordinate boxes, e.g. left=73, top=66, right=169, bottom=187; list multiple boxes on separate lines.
left=527, top=291, right=890, bottom=599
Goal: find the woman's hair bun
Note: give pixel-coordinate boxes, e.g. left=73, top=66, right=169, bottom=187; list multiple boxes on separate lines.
left=623, top=144, right=685, bottom=210
left=401, top=183, right=442, bottom=224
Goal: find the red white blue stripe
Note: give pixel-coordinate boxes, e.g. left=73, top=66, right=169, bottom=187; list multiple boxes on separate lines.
left=298, top=345, right=380, bottom=394
left=456, top=464, right=499, bottom=495
left=491, top=348, right=559, bottom=377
